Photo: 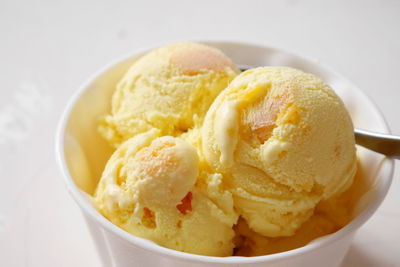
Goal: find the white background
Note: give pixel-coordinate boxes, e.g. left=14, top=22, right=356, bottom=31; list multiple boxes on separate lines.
left=0, top=0, right=399, bottom=266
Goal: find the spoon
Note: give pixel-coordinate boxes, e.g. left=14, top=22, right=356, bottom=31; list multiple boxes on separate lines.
left=239, top=67, right=400, bottom=159
left=355, top=129, right=400, bottom=159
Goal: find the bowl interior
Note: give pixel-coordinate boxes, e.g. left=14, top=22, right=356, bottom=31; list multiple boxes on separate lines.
left=59, top=41, right=394, bottom=261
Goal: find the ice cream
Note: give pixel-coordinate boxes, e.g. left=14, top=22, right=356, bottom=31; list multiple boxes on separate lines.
left=99, top=42, right=239, bottom=147
left=234, top=162, right=366, bottom=256
left=94, top=43, right=359, bottom=257
left=201, top=66, right=357, bottom=237
left=95, top=43, right=240, bottom=256
left=94, top=130, right=238, bottom=256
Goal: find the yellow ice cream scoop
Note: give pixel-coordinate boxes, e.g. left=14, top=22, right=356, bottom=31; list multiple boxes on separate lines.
left=202, top=66, right=357, bottom=237
left=94, top=130, right=238, bottom=256
left=234, top=164, right=366, bottom=256
left=99, top=42, right=240, bottom=147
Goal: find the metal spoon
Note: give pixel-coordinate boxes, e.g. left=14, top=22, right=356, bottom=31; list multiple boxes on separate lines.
left=239, top=67, right=400, bottom=159
left=355, top=129, right=400, bottom=159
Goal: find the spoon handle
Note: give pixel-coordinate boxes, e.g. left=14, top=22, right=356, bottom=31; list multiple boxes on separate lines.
left=355, top=129, right=400, bottom=159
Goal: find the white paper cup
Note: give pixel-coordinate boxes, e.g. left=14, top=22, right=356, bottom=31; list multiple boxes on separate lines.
left=56, top=41, right=394, bottom=267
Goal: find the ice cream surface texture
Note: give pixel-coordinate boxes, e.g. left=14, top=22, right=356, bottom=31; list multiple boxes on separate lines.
left=99, top=42, right=239, bottom=147
left=94, top=43, right=359, bottom=257
left=202, top=66, right=357, bottom=237
left=234, top=162, right=365, bottom=256
left=94, top=130, right=238, bottom=256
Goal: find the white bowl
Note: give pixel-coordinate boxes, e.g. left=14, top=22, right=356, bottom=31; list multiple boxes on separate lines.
left=56, top=41, right=394, bottom=267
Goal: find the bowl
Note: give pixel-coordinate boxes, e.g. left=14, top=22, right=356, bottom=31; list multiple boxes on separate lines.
left=56, top=41, right=394, bottom=267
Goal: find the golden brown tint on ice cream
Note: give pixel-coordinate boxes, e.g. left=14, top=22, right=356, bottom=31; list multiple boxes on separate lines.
left=171, top=45, right=237, bottom=75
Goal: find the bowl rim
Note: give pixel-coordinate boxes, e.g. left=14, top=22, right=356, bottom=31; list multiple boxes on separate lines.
left=55, top=40, right=395, bottom=264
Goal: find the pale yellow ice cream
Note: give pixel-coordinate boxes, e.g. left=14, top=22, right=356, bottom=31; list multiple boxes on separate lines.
left=202, top=67, right=357, bottom=237
left=94, top=43, right=359, bottom=257
left=99, top=42, right=239, bottom=147
left=234, top=163, right=366, bottom=256
left=94, top=130, right=238, bottom=256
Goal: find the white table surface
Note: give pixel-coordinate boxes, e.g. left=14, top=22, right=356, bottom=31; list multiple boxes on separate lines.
left=1, top=0, right=399, bottom=266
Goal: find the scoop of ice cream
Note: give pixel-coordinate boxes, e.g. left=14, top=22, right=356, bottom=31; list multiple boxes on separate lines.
left=234, top=165, right=365, bottom=256
left=94, top=130, right=238, bottom=256
left=99, top=42, right=239, bottom=147
left=202, top=67, right=357, bottom=237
